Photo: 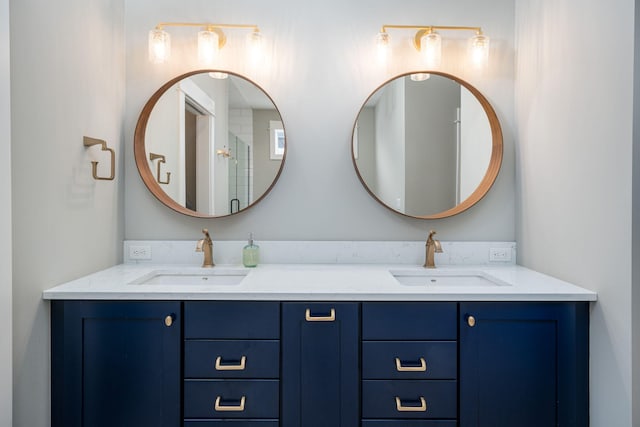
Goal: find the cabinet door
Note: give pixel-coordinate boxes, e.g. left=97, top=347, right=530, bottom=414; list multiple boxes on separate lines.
left=51, top=300, right=181, bottom=427
left=281, top=302, right=359, bottom=427
left=459, top=302, right=589, bottom=427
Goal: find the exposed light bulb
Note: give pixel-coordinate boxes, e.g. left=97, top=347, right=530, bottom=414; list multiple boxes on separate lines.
left=376, top=32, right=391, bottom=62
left=148, top=29, right=171, bottom=64
left=246, top=31, right=263, bottom=63
left=410, top=73, right=431, bottom=81
left=420, top=31, right=441, bottom=68
left=208, top=72, right=229, bottom=79
left=198, top=29, right=220, bottom=66
left=469, top=34, right=490, bottom=68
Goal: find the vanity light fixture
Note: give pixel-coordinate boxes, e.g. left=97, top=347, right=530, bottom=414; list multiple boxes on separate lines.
left=209, top=71, right=229, bottom=79
left=376, top=25, right=490, bottom=68
left=410, top=73, right=431, bottom=82
left=148, top=22, right=262, bottom=65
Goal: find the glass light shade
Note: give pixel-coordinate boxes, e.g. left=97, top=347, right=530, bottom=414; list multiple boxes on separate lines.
left=198, top=30, right=220, bottom=65
left=410, top=73, right=431, bottom=82
left=148, top=29, right=171, bottom=64
left=420, top=32, right=441, bottom=68
left=246, top=31, right=263, bottom=62
left=376, top=32, right=391, bottom=62
left=469, top=34, right=490, bottom=68
left=208, top=71, right=229, bottom=79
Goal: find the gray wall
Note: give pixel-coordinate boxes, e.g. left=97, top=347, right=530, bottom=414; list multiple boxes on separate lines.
left=354, top=107, right=376, bottom=191
left=0, top=0, right=11, bottom=424
left=124, top=0, right=516, bottom=241
left=634, top=0, right=640, bottom=422
left=405, top=76, right=459, bottom=215
left=375, top=77, right=405, bottom=211
left=515, top=0, right=635, bottom=424
left=10, top=0, right=126, bottom=425
left=252, top=109, right=283, bottom=200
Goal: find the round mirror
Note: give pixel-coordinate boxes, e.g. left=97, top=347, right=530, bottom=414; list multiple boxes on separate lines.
left=352, top=71, right=502, bottom=219
left=134, top=71, right=286, bottom=218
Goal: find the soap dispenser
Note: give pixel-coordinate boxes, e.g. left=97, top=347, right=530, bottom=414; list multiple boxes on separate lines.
left=242, top=233, right=259, bottom=268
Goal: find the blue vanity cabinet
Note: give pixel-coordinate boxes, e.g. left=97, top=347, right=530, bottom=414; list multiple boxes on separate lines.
left=183, top=301, right=280, bottom=426
left=281, top=302, right=360, bottom=427
left=361, top=302, right=458, bottom=426
left=459, top=302, right=589, bottom=427
left=51, top=300, right=181, bottom=427
left=50, top=297, right=590, bottom=427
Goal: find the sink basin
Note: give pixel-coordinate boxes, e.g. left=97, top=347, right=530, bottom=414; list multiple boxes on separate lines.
left=129, top=268, right=249, bottom=285
left=390, top=269, right=510, bottom=287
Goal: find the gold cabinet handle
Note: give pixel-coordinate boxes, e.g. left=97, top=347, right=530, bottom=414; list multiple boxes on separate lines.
left=164, top=315, right=174, bottom=327
left=395, top=396, right=427, bottom=412
left=305, top=308, right=336, bottom=322
left=215, top=356, right=247, bottom=371
left=395, top=357, right=427, bottom=372
left=214, top=396, right=246, bottom=412
left=467, top=315, right=476, bottom=327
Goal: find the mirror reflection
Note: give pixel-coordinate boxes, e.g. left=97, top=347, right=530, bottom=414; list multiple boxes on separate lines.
left=353, top=72, right=501, bottom=219
left=136, top=71, right=285, bottom=217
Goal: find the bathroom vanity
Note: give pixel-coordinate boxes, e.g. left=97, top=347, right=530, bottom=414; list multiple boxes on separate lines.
left=45, top=264, right=595, bottom=427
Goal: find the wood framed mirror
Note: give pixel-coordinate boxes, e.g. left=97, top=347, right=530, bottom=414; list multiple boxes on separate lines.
left=352, top=71, right=502, bottom=219
left=134, top=70, right=286, bottom=218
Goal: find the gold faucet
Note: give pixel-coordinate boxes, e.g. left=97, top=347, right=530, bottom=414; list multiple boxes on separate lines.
left=424, top=230, right=443, bottom=268
left=196, top=228, right=214, bottom=268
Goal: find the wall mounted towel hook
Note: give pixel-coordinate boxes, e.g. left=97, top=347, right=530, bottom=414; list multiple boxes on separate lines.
left=83, top=136, right=115, bottom=181
left=149, top=153, right=171, bottom=184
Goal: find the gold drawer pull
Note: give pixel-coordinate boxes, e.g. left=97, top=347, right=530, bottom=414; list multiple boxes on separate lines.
left=395, top=396, right=427, bottom=412
left=395, top=357, right=427, bottom=372
left=214, top=396, right=246, bottom=412
left=305, top=308, right=336, bottom=322
left=215, top=356, right=247, bottom=371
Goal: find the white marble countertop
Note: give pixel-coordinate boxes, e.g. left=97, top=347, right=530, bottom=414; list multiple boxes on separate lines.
left=42, top=263, right=597, bottom=302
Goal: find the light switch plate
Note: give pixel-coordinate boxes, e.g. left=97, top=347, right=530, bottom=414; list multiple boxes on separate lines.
left=129, top=245, right=152, bottom=260
left=489, top=247, right=511, bottom=262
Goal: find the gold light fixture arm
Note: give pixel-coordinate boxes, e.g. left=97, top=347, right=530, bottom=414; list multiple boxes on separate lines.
left=381, top=24, right=482, bottom=33
left=154, top=22, right=260, bottom=49
left=83, top=136, right=115, bottom=181
left=149, top=153, right=171, bottom=185
left=380, top=24, right=483, bottom=51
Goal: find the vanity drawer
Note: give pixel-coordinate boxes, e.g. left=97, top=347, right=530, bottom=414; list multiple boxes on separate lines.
left=185, top=340, right=279, bottom=379
left=362, top=302, right=457, bottom=340
left=362, top=380, right=457, bottom=419
left=184, top=422, right=279, bottom=426
left=185, top=302, right=280, bottom=339
left=362, top=341, right=457, bottom=379
left=184, top=380, right=279, bottom=419
left=362, top=421, right=457, bottom=427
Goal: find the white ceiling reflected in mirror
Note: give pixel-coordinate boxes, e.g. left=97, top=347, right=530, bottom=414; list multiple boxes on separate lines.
left=134, top=71, right=286, bottom=218
left=352, top=72, right=502, bottom=219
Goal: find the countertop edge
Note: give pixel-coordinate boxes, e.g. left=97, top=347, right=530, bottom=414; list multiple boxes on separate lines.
left=41, top=263, right=598, bottom=302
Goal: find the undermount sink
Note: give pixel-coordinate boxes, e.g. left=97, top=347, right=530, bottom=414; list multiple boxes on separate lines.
left=129, top=268, right=249, bottom=286
left=390, top=269, right=510, bottom=287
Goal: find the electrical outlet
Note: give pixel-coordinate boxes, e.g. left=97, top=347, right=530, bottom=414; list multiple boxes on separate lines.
left=129, top=245, right=152, bottom=260
left=489, top=247, right=511, bottom=262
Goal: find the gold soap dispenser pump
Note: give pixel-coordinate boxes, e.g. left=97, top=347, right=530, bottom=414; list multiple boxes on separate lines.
left=242, top=233, right=259, bottom=268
